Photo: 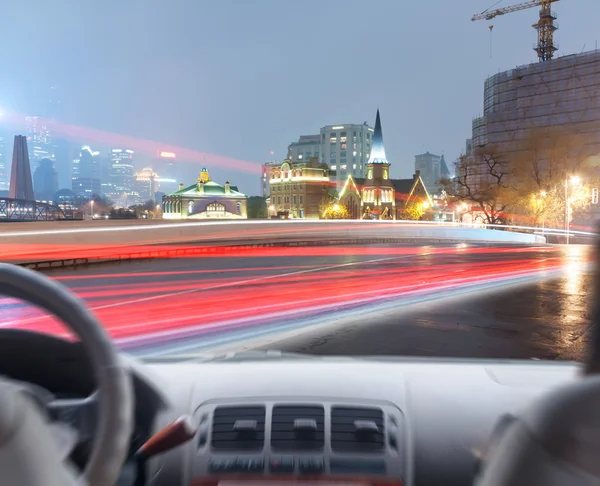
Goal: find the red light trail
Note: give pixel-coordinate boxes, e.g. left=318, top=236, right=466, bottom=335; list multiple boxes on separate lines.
left=0, top=244, right=588, bottom=352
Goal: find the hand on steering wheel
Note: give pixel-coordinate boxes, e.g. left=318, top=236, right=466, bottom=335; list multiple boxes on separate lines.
left=0, top=264, right=134, bottom=486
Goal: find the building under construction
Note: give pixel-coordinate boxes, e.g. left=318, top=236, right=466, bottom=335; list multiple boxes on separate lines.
left=472, top=48, right=600, bottom=159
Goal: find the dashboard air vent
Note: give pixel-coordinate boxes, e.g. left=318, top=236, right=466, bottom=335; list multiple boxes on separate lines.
left=211, top=405, right=265, bottom=451
left=271, top=405, right=325, bottom=450
left=331, top=406, right=384, bottom=453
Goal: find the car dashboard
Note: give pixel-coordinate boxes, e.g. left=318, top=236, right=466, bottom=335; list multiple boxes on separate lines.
left=0, top=330, right=581, bottom=486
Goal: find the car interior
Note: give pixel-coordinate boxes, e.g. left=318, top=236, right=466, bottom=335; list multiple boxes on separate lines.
left=0, top=239, right=599, bottom=486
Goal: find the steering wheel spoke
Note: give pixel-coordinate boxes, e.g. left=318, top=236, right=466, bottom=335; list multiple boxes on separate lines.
left=49, top=393, right=98, bottom=444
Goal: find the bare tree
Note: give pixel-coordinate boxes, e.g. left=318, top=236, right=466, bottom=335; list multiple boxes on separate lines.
left=441, top=150, right=515, bottom=225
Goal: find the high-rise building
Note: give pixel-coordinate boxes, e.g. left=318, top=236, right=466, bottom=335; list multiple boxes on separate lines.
left=320, top=123, right=373, bottom=188
left=72, top=146, right=101, bottom=198
left=9, top=135, right=35, bottom=201
left=107, top=148, right=136, bottom=206
left=25, top=116, right=53, bottom=163
left=287, top=123, right=374, bottom=189
left=135, top=167, right=159, bottom=204
left=414, top=152, right=451, bottom=194
left=287, top=135, right=321, bottom=163
left=0, top=134, right=8, bottom=195
left=153, top=151, right=179, bottom=195
left=33, top=158, right=59, bottom=202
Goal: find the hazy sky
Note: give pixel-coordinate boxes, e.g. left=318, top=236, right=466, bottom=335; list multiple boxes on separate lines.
left=1, top=0, right=599, bottom=194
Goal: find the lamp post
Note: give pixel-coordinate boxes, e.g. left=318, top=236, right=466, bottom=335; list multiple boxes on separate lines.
left=90, top=200, right=94, bottom=219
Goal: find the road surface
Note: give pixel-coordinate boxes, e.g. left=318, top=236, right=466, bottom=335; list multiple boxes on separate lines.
left=0, top=242, right=593, bottom=361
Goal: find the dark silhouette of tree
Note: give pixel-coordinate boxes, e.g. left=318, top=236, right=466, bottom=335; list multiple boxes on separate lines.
left=247, top=196, right=267, bottom=218
left=441, top=151, right=513, bottom=225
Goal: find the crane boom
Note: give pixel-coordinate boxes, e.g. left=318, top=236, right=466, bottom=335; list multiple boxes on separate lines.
left=471, top=0, right=561, bottom=61
left=472, top=0, right=559, bottom=21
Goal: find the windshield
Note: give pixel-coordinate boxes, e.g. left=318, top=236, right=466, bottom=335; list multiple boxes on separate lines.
left=0, top=0, right=599, bottom=364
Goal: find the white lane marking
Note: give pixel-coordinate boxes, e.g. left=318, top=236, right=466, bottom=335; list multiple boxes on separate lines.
left=129, top=267, right=569, bottom=357
left=0, top=253, right=424, bottom=328
left=103, top=262, right=569, bottom=340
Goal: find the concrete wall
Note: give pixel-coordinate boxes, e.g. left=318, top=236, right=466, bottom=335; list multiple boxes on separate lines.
left=0, top=220, right=546, bottom=264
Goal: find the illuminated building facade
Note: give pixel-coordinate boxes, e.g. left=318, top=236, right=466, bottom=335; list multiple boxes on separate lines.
left=268, top=157, right=330, bottom=219
left=135, top=167, right=159, bottom=203
left=162, top=167, right=247, bottom=219
left=338, top=110, right=431, bottom=219
left=26, top=116, right=53, bottom=163
left=106, top=148, right=136, bottom=206
left=287, top=124, right=373, bottom=189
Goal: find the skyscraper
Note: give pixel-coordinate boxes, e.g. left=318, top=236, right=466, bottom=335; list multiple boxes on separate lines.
left=71, top=146, right=101, bottom=198
left=25, top=116, right=53, bottom=163
left=33, top=158, right=59, bottom=202
left=0, top=134, right=8, bottom=194
left=9, top=135, right=35, bottom=201
left=107, top=148, right=136, bottom=206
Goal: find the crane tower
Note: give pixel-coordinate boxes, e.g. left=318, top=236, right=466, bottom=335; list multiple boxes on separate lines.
left=472, top=0, right=560, bottom=62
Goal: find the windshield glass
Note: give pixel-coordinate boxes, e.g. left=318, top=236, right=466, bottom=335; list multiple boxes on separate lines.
left=0, top=0, right=598, bottom=364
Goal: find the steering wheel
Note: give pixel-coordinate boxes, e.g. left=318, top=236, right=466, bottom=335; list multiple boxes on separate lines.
left=0, top=264, right=134, bottom=486
left=475, top=375, right=600, bottom=486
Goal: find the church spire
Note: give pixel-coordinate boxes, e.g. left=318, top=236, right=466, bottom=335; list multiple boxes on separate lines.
left=367, top=108, right=389, bottom=165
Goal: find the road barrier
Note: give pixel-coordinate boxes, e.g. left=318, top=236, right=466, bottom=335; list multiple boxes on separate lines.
left=0, top=219, right=551, bottom=268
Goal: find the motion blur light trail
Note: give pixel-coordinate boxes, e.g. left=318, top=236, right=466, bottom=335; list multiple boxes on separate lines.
left=0, top=240, right=556, bottom=264
left=0, top=243, right=591, bottom=354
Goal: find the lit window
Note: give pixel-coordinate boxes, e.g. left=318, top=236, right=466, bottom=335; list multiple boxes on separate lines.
left=368, top=169, right=373, bottom=179
left=383, top=169, right=388, bottom=179
left=236, top=202, right=241, bottom=214
left=207, top=202, right=225, bottom=212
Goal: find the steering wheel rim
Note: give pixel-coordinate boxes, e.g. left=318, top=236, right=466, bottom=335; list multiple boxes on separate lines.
left=0, top=263, right=134, bottom=486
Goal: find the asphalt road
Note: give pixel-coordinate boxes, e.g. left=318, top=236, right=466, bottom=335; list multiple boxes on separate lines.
left=2, top=242, right=594, bottom=361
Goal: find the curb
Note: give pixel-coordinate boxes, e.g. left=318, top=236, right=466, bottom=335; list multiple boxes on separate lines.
left=12, top=237, right=547, bottom=271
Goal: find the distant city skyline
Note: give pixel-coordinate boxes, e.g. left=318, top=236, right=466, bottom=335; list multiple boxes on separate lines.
left=1, top=0, right=599, bottom=196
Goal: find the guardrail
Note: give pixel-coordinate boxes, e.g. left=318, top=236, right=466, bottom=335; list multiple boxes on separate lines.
left=0, top=219, right=553, bottom=269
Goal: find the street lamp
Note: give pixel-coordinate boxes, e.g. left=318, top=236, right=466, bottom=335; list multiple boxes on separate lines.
left=90, top=200, right=94, bottom=219
left=565, top=176, right=581, bottom=245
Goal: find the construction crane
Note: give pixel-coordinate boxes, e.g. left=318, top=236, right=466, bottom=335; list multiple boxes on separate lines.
left=472, top=0, right=561, bottom=62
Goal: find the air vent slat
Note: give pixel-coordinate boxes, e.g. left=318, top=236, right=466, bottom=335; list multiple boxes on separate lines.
left=271, top=405, right=324, bottom=451
left=211, top=406, right=265, bottom=451
left=331, top=406, right=384, bottom=453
